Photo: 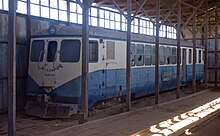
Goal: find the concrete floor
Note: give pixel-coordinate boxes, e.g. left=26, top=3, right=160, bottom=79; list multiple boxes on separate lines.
left=46, top=88, right=220, bottom=136
left=186, top=113, right=220, bottom=136
left=1, top=86, right=219, bottom=136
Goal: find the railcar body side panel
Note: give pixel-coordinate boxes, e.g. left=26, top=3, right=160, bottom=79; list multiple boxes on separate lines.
left=26, top=35, right=204, bottom=118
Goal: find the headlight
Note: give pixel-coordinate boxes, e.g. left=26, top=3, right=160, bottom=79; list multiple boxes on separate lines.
left=48, top=26, right=56, bottom=35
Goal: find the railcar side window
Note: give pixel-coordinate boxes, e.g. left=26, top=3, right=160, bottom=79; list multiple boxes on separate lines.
left=47, top=41, right=57, bottom=62
left=31, top=40, right=45, bottom=62
left=131, top=43, right=135, bottom=66
left=199, top=50, right=202, bottom=63
left=152, top=46, right=155, bottom=65
left=60, top=40, right=81, bottom=62
left=166, top=47, right=171, bottom=65
left=89, top=40, right=99, bottom=63
left=145, top=45, right=152, bottom=65
left=171, top=47, right=177, bottom=64
left=135, top=44, right=144, bottom=66
left=188, top=49, right=192, bottom=64
left=180, top=48, right=182, bottom=64
left=159, top=46, right=165, bottom=65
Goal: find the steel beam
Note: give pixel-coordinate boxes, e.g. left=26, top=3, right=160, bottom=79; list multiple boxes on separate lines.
left=26, top=0, right=31, bottom=38
left=176, top=1, right=181, bottom=99
left=133, top=0, right=155, bottom=26
left=181, top=13, right=194, bottom=30
left=88, top=0, right=95, bottom=8
left=26, top=0, right=31, bottom=77
left=180, top=0, right=205, bottom=30
left=158, top=9, right=175, bottom=27
left=184, top=37, right=219, bottom=40
left=76, top=0, right=84, bottom=8
left=112, top=0, right=126, bottom=18
left=215, top=9, right=218, bottom=87
left=151, top=3, right=175, bottom=27
left=67, top=0, right=70, bottom=25
left=8, top=0, right=17, bottom=135
left=126, top=0, right=132, bottom=111
left=186, top=26, right=193, bottom=33
left=181, top=31, right=185, bottom=40
left=81, top=0, right=89, bottom=122
left=160, top=2, right=177, bottom=26
left=155, top=0, right=160, bottom=104
left=208, top=66, right=220, bottom=69
left=132, top=0, right=148, bottom=21
left=196, top=15, right=212, bottom=34
left=209, top=25, right=217, bottom=38
left=96, top=0, right=109, bottom=6
left=179, top=0, right=206, bottom=13
left=192, top=9, right=197, bottom=93
left=213, top=19, right=220, bottom=31
left=204, top=0, right=208, bottom=88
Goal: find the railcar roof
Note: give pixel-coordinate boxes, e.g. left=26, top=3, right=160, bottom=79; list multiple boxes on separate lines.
left=32, top=25, right=202, bottom=48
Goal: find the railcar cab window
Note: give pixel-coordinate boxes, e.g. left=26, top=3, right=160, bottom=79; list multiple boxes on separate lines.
left=31, top=40, right=45, bottom=62
left=60, top=40, right=81, bottom=62
left=145, top=45, right=152, bottom=65
left=47, top=41, right=57, bottom=62
left=135, top=44, right=144, bottom=66
left=89, top=40, right=99, bottom=63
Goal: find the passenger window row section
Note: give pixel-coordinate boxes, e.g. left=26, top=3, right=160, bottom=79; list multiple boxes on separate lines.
left=188, top=48, right=203, bottom=64
left=131, top=44, right=177, bottom=66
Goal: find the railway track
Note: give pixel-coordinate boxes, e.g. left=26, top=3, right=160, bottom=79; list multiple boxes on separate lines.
left=0, top=112, right=79, bottom=136
left=0, top=85, right=206, bottom=136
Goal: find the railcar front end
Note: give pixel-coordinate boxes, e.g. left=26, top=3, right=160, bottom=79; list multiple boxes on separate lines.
left=26, top=37, right=82, bottom=118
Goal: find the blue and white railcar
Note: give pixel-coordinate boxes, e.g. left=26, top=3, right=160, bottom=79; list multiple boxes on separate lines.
left=26, top=25, right=204, bottom=118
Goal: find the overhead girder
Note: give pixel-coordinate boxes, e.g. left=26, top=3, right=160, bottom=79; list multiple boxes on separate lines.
left=94, top=0, right=220, bottom=28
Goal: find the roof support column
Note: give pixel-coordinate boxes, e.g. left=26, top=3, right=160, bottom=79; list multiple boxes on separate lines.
left=176, top=1, right=181, bottom=99
left=26, top=0, right=31, bottom=61
left=155, top=0, right=160, bottom=104
left=126, top=0, right=132, bottom=111
left=67, top=0, right=71, bottom=26
left=204, top=0, right=208, bottom=88
left=8, top=0, right=17, bottom=135
left=192, top=9, right=197, bottom=93
left=81, top=0, right=89, bottom=123
left=215, top=9, right=218, bottom=87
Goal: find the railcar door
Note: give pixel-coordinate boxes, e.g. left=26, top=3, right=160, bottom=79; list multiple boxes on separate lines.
left=29, top=40, right=46, bottom=87
left=182, top=48, right=187, bottom=83
left=43, top=40, right=57, bottom=88
left=105, top=41, right=117, bottom=98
